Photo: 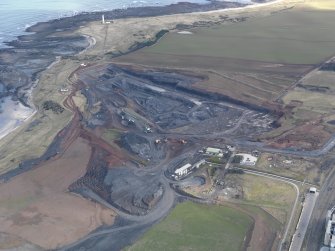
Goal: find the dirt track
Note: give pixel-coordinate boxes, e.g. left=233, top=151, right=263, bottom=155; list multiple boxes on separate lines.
left=1, top=42, right=333, bottom=251
left=26, top=61, right=282, bottom=251
left=1, top=0, right=334, bottom=249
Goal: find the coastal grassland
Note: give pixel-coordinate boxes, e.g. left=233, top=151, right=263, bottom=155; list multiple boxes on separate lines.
left=115, top=2, right=335, bottom=107
left=77, top=0, right=294, bottom=59
left=131, top=8, right=335, bottom=64
left=0, top=59, right=79, bottom=175
left=0, top=0, right=309, bottom=174
left=255, top=153, right=321, bottom=184
left=125, top=202, right=253, bottom=251
left=0, top=0, right=295, bottom=174
left=225, top=173, right=296, bottom=225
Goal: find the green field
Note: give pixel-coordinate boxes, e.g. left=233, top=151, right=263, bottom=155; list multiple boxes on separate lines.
left=141, top=9, right=335, bottom=64
left=116, top=6, right=335, bottom=106
left=126, top=202, right=253, bottom=251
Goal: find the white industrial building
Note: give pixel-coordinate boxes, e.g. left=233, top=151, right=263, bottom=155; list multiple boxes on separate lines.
left=324, top=208, right=335, bottom=249
left=205, top=147, right=224, bottom=157
left=236, top=153, right=258, bottom=166
left=174, top=163, right=192, bottom=177
left=193, top=159, right=206, bottom=169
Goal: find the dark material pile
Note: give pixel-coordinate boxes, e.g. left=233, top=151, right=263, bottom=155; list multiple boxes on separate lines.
left=42, top=100, right=65, bottom=114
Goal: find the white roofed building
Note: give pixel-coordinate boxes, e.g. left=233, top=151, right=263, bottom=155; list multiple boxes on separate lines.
left=205, top=147, right=224, bottom=157
left=236, top=153, right=258, bottom=166
left=175, top=163, right=192, bottom=177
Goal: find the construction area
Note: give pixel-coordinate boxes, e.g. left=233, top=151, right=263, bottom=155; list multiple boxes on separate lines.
left=1, top=0, right=335, bottom=251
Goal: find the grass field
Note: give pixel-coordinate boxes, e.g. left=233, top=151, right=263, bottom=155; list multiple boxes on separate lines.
left=0, top=59, right=77, bottom=175
left=240, top=174, right=296, bottom=209
left=225, top=173, right=296, bottom=224
left=126, top=202, right=253, bottom=251
left=138, top=9, right=335, bottom=65
left=283, top=90, right=335, bottom=114
left=115, top=3, right=335, bottom=108
left=301, top=71, right=335, bottom=92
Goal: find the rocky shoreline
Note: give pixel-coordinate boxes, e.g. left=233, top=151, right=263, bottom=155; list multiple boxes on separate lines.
left=0, top=0, right=275, bottom=182
left=0, top=0, right=265, bottom=143
left=0, top=0, right=271, bottom=108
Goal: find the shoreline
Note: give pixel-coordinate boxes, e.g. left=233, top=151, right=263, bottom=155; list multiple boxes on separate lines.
left=0, top=0, right=280, bottom=143
left=0, top=1, right=317, bottom=250
left=193, top=0, right=285, bottom=14
left=0, top=100, right=36, bottom=141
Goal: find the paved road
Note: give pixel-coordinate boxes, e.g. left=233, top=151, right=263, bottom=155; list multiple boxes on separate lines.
left=289, top=192, right=319, bottom=251
left=304, top=169, right=335, bottom=251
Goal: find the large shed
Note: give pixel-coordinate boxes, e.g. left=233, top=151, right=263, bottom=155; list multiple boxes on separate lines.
left=175, top=163, right=192, bottom=177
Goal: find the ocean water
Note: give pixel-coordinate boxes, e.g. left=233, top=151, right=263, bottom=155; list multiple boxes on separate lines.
left=0, top=0, right=213, bottom=48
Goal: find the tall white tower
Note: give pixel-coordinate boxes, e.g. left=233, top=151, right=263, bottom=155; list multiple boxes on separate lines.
left=102, top=15, right=105, bottom=24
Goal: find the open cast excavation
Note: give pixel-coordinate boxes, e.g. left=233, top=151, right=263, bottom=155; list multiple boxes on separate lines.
left=2, top=0, right=335, bottom=251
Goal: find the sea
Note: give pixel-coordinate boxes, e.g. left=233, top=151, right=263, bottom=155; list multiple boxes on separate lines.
left=0, top=0, right=252, bottom=139
left=0, top=0, right=206, bottom=48
left=0, top=0, right=252, bottom=48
